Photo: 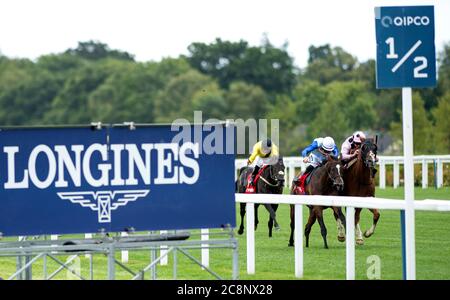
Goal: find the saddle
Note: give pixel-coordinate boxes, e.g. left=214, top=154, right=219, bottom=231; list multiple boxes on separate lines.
left=245, top=165, right=268, bottom=193
left=343, top=157, right=358, bottom=169
left=292, top=167, right=317, bottom=195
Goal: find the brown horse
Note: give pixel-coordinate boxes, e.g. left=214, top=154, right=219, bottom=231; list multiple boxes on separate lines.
left=289, top=155, right=346, bottom=249
left=342, top=139, right=379, bottom=245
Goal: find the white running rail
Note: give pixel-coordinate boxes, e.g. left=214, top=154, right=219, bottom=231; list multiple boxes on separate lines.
left=235, top=193, right=450, bottom=279
left=235, top=155, right=450, bottom=189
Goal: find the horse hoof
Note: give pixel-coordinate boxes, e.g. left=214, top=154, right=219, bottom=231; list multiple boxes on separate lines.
left=275, top=225, right=281, bottom=231
left=364, top=231, right=373, bottom=238
left=237, top=229, right=244, bottom=235
left=338, top=236, right=346, bottom=242
left=356, top=238, right=364, bottom=245
left=288, top=243, right=294, bottom=247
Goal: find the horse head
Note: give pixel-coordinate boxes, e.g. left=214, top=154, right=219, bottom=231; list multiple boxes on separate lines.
left=361, top=139, right=378, bottom=169
left=268, top=157, right=286, bottom=187
left=325, top=155, right=344, bottom=192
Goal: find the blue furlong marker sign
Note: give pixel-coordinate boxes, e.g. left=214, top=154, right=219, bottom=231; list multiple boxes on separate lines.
left=0, top=125, right=236, bottom=236
left=375, top=6, right=436, bottom=88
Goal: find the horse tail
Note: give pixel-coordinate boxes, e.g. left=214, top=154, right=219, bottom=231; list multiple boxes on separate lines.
left=238, top=166, right=247, bottom=176
left=236, top=166, right=250, bottom=192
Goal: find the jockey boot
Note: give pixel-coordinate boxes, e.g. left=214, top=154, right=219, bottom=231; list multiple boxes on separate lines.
left=304, top=165, right=314, bottom=175
left=249, top=165, right=261, bottom=186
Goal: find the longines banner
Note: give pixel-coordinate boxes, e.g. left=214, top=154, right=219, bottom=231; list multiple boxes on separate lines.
left=0, top=124, right=236, bottom=236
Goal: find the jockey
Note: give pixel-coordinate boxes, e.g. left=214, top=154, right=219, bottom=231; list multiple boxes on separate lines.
left=302, top=136, right=337, bottom=175
left=247, top=139, right=279, bottom=186
left=341, top=131, right=366, bottom=162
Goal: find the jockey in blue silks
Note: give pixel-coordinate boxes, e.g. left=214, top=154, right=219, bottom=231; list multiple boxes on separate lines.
left=302, top=137, right=339, bottom=158
left=301, top=136, right=339, bottom=175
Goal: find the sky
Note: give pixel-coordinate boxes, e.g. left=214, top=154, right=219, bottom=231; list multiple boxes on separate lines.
left=0, top=0, right=449, bottom=68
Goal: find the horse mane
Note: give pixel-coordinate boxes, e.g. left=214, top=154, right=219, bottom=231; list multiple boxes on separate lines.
left=361, top=139, right=378, bottom=157
left=328, top=155, right=339, bottom=161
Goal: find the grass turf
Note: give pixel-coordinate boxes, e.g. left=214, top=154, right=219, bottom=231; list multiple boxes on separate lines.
left=0, top=187, right=449, bottom=280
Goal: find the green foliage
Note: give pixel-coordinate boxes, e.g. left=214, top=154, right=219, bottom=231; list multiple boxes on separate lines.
left=187, top=37, right=296, bottom=94
left=302, top=44, right=358, bottom=85
left=224, top=81, right=269, bottom=120
left=432, top=92, right=450, bottom=153
left=0, top=39, right=449, bottom=155
left=153, top=70, right=214, bottom=122
left=390, top=92, right=435, bottom=154
left=292, top=80, right=327, bottom=124
left=65, top=40, right=134, bottom=61
left=311, top=96, right=350, bottom=143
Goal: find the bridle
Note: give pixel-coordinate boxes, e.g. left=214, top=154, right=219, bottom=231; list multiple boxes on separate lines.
left=259, top=162, right=285, bottom=188
left=326, top=161, right=344, bottom=190
left=361, top=141, right=377, bottom=169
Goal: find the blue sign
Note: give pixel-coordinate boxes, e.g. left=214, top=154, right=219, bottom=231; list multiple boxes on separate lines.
left=375, top=6, right=436, bottom=88
left=0, top=125, right=236, bottom=236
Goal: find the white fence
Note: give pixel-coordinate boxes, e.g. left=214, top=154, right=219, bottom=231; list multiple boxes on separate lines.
left=235, top=155, right=450, bottom=189
left=47, top=193, right=450, bottom=279
left=235, top=193, right=450, bottom=280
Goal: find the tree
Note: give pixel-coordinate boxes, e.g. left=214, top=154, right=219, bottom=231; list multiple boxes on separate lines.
left=224, top=81, right=269, bottom=120
left=65, top=40, right=134, bottom=61
left=301, top=44, right=358, bottom=84
left=432, top=92, right=450, bottom=153
left=187, top=37, right=296, bottom=94
left=187, top=38, right=248, bottom=88
left=192, top=83, right=227, bottom=120
left=267, top=94, right=306, bottom=155
left=0, top=69, right=60, bottom=125
left=87, top=62, right=164, bottom=123
left=292, top=80, right=327, bottom=124
left=153, top=70, right=216, bottom=122
left=326, top=81, right=378, bottom=131
left=37, top=53, right=85, bottom=74
left=0, top=58, right=61, bottom=125
left=436, top=42, right=450, bottom=97
left=43, top=64, right=111, bottom=124
left=390, top=92, right=435, bottom=154
left=310, top=96, right=350, bottom=144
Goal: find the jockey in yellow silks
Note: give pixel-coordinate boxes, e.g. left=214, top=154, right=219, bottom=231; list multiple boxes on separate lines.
left=247, top=139, right=279, bottom=186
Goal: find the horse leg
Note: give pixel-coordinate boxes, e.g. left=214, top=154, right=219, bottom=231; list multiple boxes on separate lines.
left=289, top=204, right=295, bottom=247
left=317, top=209, right=328, bottom=249
left=355, top=208, right=364, bottom=245
left=268, top=215, right=273, bottom=238
left=332, top=207, right=346, bottom=242
left=238, top=202, right=246, bottom=235
left=364, top=209, right=380, bottom=238
left=272, top=204, right=280, bottom=231
left=304, top=207, right=316, bottom=248
left=264, top=203, right=280, bottom=231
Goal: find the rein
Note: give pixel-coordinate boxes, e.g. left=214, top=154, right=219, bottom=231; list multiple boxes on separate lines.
left=325, top=163, right=343, bottom=187
left=259, top=165, right=283, bottom=188
left=351, top=155, right=374, bottom=186
left=259, top=175, right=280, bottom=187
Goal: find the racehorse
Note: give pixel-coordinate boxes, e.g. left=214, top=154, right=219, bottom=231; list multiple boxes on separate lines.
left=236, top=158, right=285, bottom=238
left=289, top=155, right=346, bottom=249
left=342, top=139, right=379, bottom=245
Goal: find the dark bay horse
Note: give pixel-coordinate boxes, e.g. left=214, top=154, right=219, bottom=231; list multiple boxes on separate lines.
left=342, top=139, right=379, bottom=245
left=236, top=158, right=285, bottom=238
left=289, top=156, right=346, bottom=249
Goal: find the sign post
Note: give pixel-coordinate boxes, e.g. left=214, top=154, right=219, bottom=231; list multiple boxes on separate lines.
left=375, top=6, right=436, bottom=280
left=0, top=124, right=236, bottom=236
